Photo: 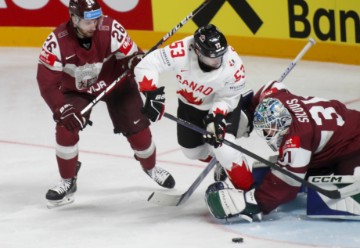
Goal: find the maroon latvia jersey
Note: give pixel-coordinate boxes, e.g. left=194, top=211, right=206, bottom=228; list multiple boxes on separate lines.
left=36, top=16, right=140, bottom=112
left=252, top=81, right=360, bottom=214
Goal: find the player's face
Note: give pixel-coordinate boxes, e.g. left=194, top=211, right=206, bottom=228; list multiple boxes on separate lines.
left=198, top=53, right=223, bottom=69
left=77, top=18, right=99, bottom=37
left=74, top=16, right=102, bottom=38
left=263, top=128, right=276, bottom=138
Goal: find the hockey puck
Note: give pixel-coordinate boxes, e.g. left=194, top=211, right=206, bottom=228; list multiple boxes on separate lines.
left=232, top=237, right=243, bottom=243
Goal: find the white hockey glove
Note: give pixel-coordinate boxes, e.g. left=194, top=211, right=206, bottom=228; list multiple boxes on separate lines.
left=205, top=182, right=261, bottom=222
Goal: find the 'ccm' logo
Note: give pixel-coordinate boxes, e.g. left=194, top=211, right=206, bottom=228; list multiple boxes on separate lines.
left=310, top=176, right=342, bottom=183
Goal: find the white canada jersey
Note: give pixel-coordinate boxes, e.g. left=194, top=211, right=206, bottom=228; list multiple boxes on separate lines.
left=134, top=36, right=246, bottom=115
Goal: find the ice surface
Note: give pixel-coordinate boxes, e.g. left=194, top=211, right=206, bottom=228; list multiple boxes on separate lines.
left=1, top=47, right=360, bottom=248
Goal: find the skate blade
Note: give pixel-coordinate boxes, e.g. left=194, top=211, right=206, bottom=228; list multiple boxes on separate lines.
left=47, top=194, right=75, bottom=209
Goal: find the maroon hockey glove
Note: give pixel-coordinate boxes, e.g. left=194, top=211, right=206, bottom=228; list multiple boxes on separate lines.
left=124, top=51, right=144, bottom=76
left=53, top=104, right=85, bottom=132
left=141, top=87, right=165, bottom=122
left=203, top=113, right=226, bottom=148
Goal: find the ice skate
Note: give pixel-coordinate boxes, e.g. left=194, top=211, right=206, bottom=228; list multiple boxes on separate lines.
left=46, top=162, right=81, bottom=209
left=145, top=166, right=175, bottom=189
left=214, top=162, right=227, bottom=182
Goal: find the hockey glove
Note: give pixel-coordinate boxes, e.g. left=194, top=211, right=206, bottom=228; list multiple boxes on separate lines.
left=141, top=86, right=165, bottom=122
left=53, top=104, right=85, bottom=132
left=203, top=113, right=226, bottom=148
left=123, top=51, right=144, bottom=77
left=205, top=182, right=261, bottom=222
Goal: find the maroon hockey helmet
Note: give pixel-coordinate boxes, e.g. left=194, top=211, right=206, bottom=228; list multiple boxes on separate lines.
left=69, top=0, right=102, bottom=20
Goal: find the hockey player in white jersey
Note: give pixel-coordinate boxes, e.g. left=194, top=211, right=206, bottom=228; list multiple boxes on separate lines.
left=134, top=24, right=254, bottom=191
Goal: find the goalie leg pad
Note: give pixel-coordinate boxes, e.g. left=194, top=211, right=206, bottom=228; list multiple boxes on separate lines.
left=307, top=175, right=360, bottom=220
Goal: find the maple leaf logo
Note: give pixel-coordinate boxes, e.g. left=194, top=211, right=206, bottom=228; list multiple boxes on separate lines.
left=213, top=108, right=227, bottom=116
left=139, top=76, right=156, bottom=92
left=177, top=89, right=203, bottom=105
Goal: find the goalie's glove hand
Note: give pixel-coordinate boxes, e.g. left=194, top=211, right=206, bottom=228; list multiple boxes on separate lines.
left=141, top=86, right=165, bottom=122
left=205, top=182, right=261, bottom=222
left=123, top=51, right=144, bottom=77
left=203, top=113, right=226, bottom=148
left=53, top=104, right=85, bottom=132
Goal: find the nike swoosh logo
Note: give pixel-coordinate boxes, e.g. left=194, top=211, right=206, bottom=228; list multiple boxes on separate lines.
left=65, top=54, right=76, bottom=60
left=180, top=69, right=188, bottom=72
left=134, top=119, right=140, bottom=124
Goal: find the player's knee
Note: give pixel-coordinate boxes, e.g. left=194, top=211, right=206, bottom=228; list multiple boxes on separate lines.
left=127, top=128, right=156, bottom=162
left=56, top=125, right=79, bottom=146
left=127, top=127, right=152, bottom=151
left=227, top=158, right=254, bottom=191
left=181, top=144, right=210, bottom=160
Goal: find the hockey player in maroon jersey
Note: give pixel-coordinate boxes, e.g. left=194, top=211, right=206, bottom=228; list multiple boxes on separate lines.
left=205, top=80, right=360, bottom=222
left=36, top=0, right=175, bottom=208
left=134, top=24, right=254, bottom=192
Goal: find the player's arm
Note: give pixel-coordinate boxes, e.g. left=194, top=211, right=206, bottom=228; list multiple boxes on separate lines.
left=133, top=40, right=185, bottom=122
left=256, top=144, right=311, bottom=214
left=36, top=34, right=84, bottom=131
left=203, top=56, right=246, bottom=147
left=36, top=32, right=66, bottom=112
left=109, top=19, right=144, bottom=72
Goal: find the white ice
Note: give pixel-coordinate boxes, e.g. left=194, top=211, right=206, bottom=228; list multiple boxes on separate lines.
left=1, top=47, right=360, bottom=248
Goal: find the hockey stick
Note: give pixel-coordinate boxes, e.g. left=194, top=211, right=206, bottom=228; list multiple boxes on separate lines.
left=147, top=158, right=218, bottom=206
left=81, top=0, right=212, bottom=115
left=277, top=38, right=316, bottom=82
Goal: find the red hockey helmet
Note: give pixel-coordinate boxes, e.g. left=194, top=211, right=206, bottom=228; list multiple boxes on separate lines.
left=69, top=0, right=102, bottom=20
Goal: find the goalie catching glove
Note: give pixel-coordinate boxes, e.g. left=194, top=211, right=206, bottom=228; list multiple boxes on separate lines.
left=205, top=182, right=261, bottom=222
left=203, top=113, right=226, bottom=148
left=141, top=86, right=165, bottom=122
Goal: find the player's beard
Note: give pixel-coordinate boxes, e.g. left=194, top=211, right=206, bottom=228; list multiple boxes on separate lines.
left=76, top=26, right=96, bottom=38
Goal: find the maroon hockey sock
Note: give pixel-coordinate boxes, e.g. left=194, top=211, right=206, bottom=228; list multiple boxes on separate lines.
left=56, top=155, right=78, bottom=179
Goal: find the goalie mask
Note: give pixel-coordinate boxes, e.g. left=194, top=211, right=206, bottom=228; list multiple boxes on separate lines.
left=253, top=98, right=292, bottom=151
left=69, top=0, right=103, bottom=38
left=194, top=24, right=228, bottom=71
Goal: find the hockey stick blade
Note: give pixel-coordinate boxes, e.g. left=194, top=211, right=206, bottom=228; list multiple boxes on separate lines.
left=148, top=158, right=217, bottom=206
left=147, top=192, right=182, bottom=207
